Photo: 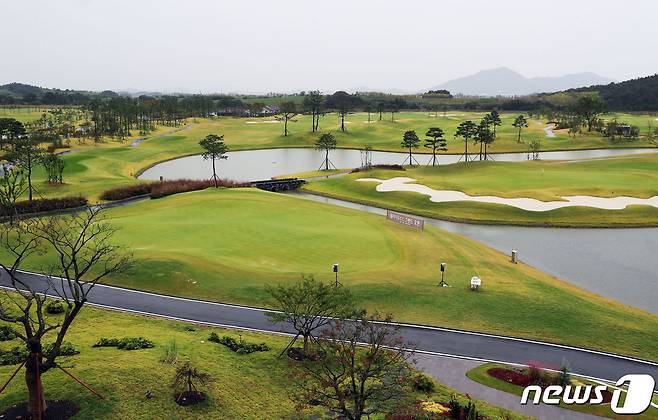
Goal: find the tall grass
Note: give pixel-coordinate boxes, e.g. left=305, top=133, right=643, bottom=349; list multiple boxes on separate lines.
left=100, top=179, right=250, bottom=201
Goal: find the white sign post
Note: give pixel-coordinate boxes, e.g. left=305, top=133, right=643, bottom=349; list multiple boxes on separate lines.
left=470, top=276, right=481, bottom=291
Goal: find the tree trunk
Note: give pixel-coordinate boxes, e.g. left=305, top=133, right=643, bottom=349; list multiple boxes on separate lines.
left=341, top=115, right=345, bottom=132
left=303, top=334, right=309, bottom=354
left=408, top=148, right=413, bottom=166
left=212, top=158, right=218, bottom=188
left=284, top=117, right=288, bottom=136
left=432, top=149, right=437, bottom=166
left=517, top=128, right=521, bottom=143
left=27, top=154, right=33, bottom=202
left=25, top=351, right=47, bottom=418
left=325, top=149, right=329, bottom=171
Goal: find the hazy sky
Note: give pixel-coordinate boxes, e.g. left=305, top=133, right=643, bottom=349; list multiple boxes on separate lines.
left=2, top=0, right=656, bottom=93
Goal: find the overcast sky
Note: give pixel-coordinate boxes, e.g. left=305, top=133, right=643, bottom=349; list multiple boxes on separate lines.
left=2, top=0, right=656, bottom=94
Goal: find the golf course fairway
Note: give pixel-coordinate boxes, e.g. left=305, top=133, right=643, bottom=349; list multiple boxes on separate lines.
left=303, top=154, right=658, bottom=226
left=6, top=187, right=658, bottom=360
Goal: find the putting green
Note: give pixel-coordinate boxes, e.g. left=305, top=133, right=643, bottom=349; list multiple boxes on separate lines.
left=7, top=188, right=658, bottom=360
left=303, top=154, right=658, bottom=227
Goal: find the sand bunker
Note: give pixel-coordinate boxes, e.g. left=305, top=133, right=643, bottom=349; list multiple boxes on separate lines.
left=544, top=124, right=556, bottom=138
left=357, top=177, right=658, bottom=212
left=246, top=120, right=279, bottom=124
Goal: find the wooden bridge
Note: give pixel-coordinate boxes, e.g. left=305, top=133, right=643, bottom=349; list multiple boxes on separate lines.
left=251, top=178, right=306, bottom=192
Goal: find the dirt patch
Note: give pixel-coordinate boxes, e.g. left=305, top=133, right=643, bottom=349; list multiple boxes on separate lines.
left=174, top=390, right=206, bottom=406
left=287, top=347, right=323, bottom=361
left=0, top=400, right=80, bottom=419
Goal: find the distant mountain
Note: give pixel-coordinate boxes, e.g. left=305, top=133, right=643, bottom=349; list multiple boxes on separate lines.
left=561, top=74, right=658, bottom=111
left=430, top=67, right=615, bottom=97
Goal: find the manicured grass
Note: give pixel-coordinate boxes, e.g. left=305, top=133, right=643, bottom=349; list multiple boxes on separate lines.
left=22, top=111, right=656, bottom=202
left=302, top=154, right=658, bottom=227
left=5, top=188, right=658, bottom=361
left=0, top=107, right=52, bottom=123
left=466, top=363, right=658, bottom=419
left=0, top=301, right=526, bottom=419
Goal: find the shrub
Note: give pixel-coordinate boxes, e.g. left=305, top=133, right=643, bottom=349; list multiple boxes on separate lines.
left=208, top=332, right=269, bottom=354
left=150, top=178, right=249, bottom=199
left=92, top=337, right=120, bottom=348
left=117, top=337, right=155, bottom=350
left=99, top=183, right=155, bottom=201
left=46, top=300, right=66, bottom=314
left=44, top=341, right=79, bottom=356
left=0, top=196, right=87, bottom=217
left=93, top=336, right=154, bottom=350
left=99, top=179, right=250, bottom=201
left=0, top=346, right=28, bottom=365
left=350, top=164, right=405, bottom=173
left=0, top=325, right=17, bottom=341
left=411, top=373, right=436, bottom=394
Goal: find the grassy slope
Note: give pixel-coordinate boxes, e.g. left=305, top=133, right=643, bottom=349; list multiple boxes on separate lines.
left=466, top=363, right=658, bottom=420
left=22, top=111, right=656, bottom=201
left=4, top=188, right=658, bottom=360
left=302, top=154, right=658, bottom=227
left=0, top=304, right=524, bottom=419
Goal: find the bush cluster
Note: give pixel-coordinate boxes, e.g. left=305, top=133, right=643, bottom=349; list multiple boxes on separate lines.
left=150, top=179, right=249, bottom=199
left=93, top=336, right=155, bottom=350
left=99, top=183, right=155, bottom=201
left=350, top=164, right=405, bottom=173
left=411, top=373, right=436, bottom=393
left=99, top=178, right=250, bottom=201
left=46, top=300, right=66, bottom=314
left=208, top=332, right=269, bottom=354
left=44, top=341, right=79, bottom=356
left=0, top=196, right=88, bottom=217
left=0, top=325, right=17, bottom=341
left=0, top=347, right=28, bottom=365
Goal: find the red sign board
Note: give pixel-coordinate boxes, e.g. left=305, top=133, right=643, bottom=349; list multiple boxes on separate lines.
left=386, top=211, right=424, bottom=230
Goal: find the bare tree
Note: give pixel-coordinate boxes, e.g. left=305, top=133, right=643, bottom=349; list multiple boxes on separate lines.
left=0, top=208, right=132, bottom=418
left=266, top=275, right=355, bottom=357
left=292, top=312, right=416, bottom=419
left=276, top=101, right=298, bottom=136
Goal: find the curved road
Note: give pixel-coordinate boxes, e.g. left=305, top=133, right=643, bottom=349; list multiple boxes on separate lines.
left=1, top=270, right=656, bottom=392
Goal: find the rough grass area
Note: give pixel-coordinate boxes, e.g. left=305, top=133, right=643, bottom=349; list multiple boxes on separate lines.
left=3, top=188, right=658, bottom=361
left=302, top=154, right=658, bottom=227
left=0, top=301, right=526, bottom=419
left=466, top=363, right=658, bottom=419
left=18, top=111, right=656, bottom=201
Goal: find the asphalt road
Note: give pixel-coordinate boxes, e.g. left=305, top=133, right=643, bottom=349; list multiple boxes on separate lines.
left=1, top=269, right=656, bottom=391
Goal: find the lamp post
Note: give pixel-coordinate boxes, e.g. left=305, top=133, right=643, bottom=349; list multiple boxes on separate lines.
left=333, top=263, right=340, bottom=287
left=438, top=262, right=449, bottom=287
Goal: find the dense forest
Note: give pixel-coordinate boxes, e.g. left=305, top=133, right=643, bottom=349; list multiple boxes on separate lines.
left=1, top=73, right=657, bottom=115
left=562, top=74, right=658, bottom=111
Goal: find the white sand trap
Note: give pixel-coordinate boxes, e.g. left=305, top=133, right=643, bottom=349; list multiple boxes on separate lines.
left=357, top=177, right=658, bottom=212
left=544, top=124, right=556, bottom=138
left=246, top=120, right=279, bottom=124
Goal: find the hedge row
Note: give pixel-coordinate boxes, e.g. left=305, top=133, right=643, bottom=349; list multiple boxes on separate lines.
left=100, top=179, right=250, bottom=201
left=0, top=196, right=88, bottom=217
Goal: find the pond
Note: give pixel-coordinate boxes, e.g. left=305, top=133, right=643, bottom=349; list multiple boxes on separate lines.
left=138, top=147, right=658, bottom=182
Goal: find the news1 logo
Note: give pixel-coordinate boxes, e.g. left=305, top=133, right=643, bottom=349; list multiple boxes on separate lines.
left=521, top=374, right=656, bottom=415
